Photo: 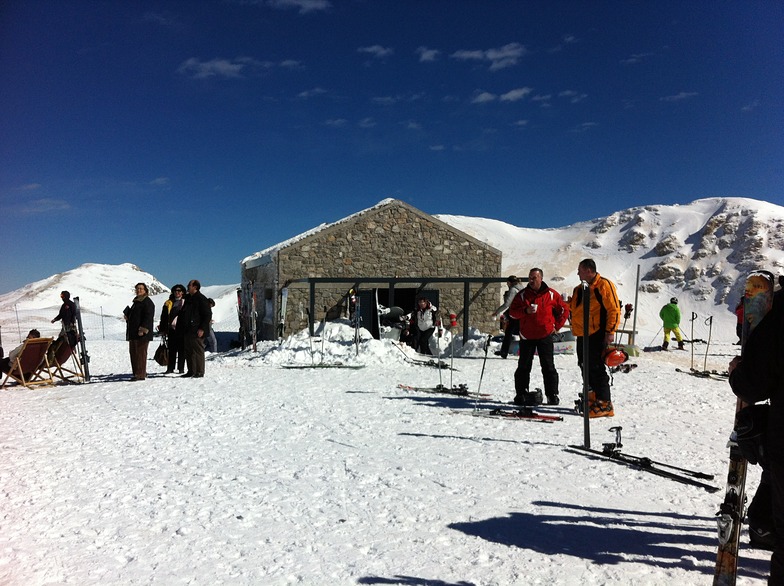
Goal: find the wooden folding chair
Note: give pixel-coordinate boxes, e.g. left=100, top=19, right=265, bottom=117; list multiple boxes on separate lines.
left=49, top=337, right=85, bottom=383
left=1, top=337, right=54, bottom=389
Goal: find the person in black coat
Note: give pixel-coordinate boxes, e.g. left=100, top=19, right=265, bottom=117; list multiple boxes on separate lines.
left=124, top=283, right=155, bottom=381
left=51, top=290, right=78, bottom=347
left=159, top=284, right=187, bottom=374
left=728, top=280, right=783, bottom=583
left=180, top=279, right=212, bottom=378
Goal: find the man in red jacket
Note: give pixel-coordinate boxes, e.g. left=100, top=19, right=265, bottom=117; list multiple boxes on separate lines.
left=509, top=268, right=570, bottom=406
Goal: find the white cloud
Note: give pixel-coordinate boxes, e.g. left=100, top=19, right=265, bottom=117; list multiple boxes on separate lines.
left=429, top=145, right=445, bottom=152
left=451, top=42, right=527, bottom=71
left=660, top=92, right=698, bottom=102
left=18, top=183, right=42, bottom=191
left=279, top=59, right=303, bottom=69
left=265, top=0, right=331, bottom=14
left=558, top=90, right=588, bottom=103
left=358, top=117, right=376, bottom=128
left=298, top=87, right=328, bottom=99
left=416, top=46, right=440, bottom=62
left=572, top=122, right=598, bottom=133
left=358, top=45, right=394, bottom=59
left=150, top=177, right=170, bottom=186
left=741, top=99, right=759, bottom=112
left=18, top=198, right=71, bottom=214
left=500, top=87, right=533, bottom=102
left=324, top=118, right=347, bottom=127
left=513, top=120, right=529, bottom=127
left=372, top=96, right=398, bottom=106
left=177, top=57, right=271, bottom=79
left=621, top=52, right=655, bottom=65
left=471, top=91, right=497, bottom=104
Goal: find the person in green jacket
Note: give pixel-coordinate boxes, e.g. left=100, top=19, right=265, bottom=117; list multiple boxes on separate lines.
left=659, top=297, right=684, bottom=350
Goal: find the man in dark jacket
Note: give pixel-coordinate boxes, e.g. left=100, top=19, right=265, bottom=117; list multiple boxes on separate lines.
left=728, top=281, right=783, bottom=582
left=51, top=290, right=78, bottom=347
left=180, top=279, right=212, bottom=378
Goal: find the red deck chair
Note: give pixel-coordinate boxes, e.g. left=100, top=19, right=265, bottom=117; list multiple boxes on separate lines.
left=49, top=337, right=85, bottom=383
left=1, top=337, right=54, bottom=389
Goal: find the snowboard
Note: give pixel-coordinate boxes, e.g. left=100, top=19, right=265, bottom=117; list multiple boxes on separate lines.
left=713, top=270, right=775, bottom=585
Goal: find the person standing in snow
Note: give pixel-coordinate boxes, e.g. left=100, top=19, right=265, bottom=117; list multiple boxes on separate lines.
left=409, top=296, right=439, bottom=356
left=206, top=298, right=218, bottom=353
left=51, top=290, right=78, bottom=347
left=568, top=258, right=621, bottom=418
left=491, top=275, right=524, bottom=359
left=180, top=279, right=212, bottom=378
left=728, top=277, right=784, bottom=582
left=123, top=283, right=155, bottom=381
left=659, top=297, right=684, bottom=350
left=159, top=284, right=186, bottom=374
left=508, top=268, right=569, bottom=406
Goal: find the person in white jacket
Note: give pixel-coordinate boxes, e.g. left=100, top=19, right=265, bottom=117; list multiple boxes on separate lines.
left=409, top=296, right=440, bottom=355
left=491, top=276, right=524, bottom=359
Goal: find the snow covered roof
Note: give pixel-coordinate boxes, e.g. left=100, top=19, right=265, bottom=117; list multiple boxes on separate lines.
left=240, top=198, right=500, bottom=270
left=241, top=198, right=397, bottom=269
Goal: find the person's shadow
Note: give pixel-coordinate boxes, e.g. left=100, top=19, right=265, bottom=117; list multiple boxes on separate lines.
left=447, top=500, right=768, bottom=580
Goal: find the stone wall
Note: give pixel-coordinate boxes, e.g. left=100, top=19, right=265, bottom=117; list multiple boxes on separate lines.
left=243, top=200, right=503, bottom=339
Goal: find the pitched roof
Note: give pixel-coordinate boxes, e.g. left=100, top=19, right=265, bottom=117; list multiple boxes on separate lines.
left=241, top=198, right=500, bottom=270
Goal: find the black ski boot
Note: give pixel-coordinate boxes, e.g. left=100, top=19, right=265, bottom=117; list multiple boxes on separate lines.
left=546, top=393, right=560, bottom=405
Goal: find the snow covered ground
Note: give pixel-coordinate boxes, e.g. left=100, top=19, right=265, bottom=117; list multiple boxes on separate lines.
left=0, top=323, right=771, bottom=585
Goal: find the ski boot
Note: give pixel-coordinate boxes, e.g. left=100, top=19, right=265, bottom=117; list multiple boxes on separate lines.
left=574, top=391, right=596, bottom=414
left=661, top=341, right=669, bottom=351
left=677, top=341, right=685, bottom=350
left=514, top=389, right=543, bottom=407
left=589, top=399, right=615, bottom=418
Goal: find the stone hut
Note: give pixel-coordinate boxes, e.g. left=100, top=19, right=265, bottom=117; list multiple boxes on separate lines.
left=240, top=199, right=503, bottom=341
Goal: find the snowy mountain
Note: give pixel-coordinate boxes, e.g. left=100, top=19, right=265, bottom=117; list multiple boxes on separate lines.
left=1, top=197, right=781, bottom=345
left=0, top=263, right=239, bottom=343
left=438, top=197, right=784, bottom=342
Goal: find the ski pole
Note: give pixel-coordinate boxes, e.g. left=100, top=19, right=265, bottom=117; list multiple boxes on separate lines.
left=436, top=326, right=443, bottom=389
left=646, top=326, right=663, bottom=348
left=690, top=312, right=697, bottom=369
left=476, top=334, right=492, bottom=398
left=581, top=280, right=591, bottom=449
left=703, top=316, right=713, bottom=372
left=449, top=333, right=454, bottom=390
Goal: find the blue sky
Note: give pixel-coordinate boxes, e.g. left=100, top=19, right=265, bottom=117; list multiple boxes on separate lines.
left=1, top=1, right=782, bottom=294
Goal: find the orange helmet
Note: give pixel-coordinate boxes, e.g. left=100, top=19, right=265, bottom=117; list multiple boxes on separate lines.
left=603, top=346, right=629, bottom=367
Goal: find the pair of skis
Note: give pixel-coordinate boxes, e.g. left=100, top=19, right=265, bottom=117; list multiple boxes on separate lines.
left=566, top=426, right=718, bottom=492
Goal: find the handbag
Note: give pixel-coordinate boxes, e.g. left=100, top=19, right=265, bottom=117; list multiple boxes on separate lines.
left=154, top=337, right=168, bottom=366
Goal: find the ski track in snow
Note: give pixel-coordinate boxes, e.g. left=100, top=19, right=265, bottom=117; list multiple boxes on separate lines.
left=0, top=329, right=771, bottom=585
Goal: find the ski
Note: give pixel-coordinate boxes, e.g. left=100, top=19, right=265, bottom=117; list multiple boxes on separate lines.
left=281, top=363, right=365, bottom=370
left=566, top=445, right=720, bottom=492
left=676, top=367, right=729, bottom=381
left=460, top=407, right=563, bottom=423
left=714, top=270, right=775, bottom=586
left=566, top=426, right=719, bottom=491
left=72, top=296, right=91, bottom=381
left=392, top=342, right=458, bottom=370
left=397, top=383, right=491, bottom=399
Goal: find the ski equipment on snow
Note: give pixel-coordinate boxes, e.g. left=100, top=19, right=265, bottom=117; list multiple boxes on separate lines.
left=568, top=427, right=719, bottom=492
left=73, top=296, right=90, bottom=381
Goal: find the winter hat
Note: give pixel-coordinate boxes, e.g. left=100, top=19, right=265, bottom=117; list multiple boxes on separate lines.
left=670, top=297, right=678, bottom=304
